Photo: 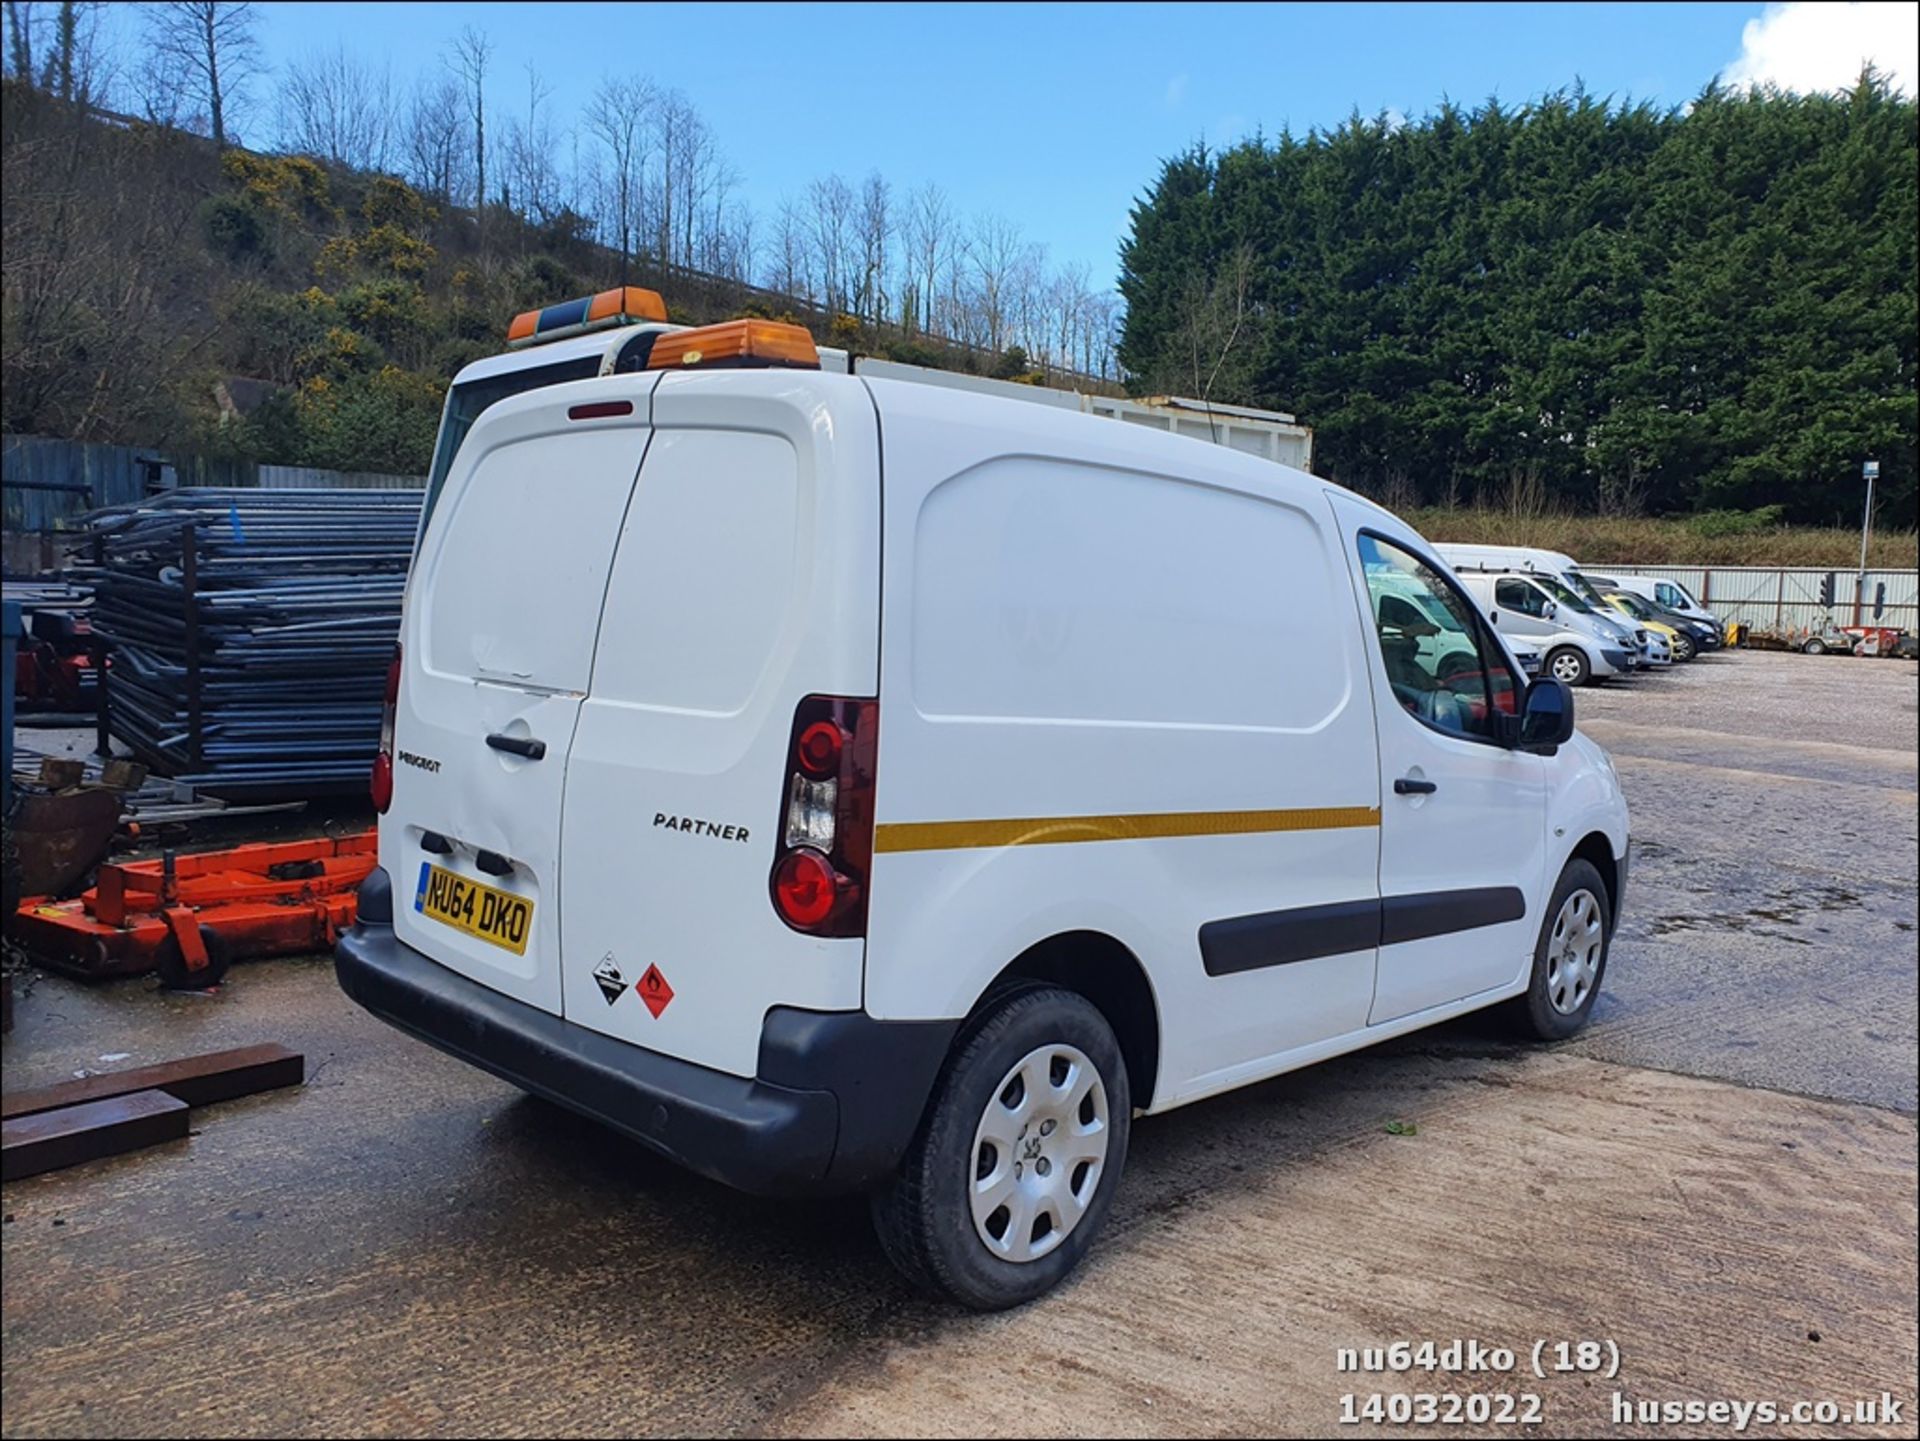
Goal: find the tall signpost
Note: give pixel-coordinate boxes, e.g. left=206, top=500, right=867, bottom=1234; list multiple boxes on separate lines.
left=1855, top=459, right=1878, bottom=626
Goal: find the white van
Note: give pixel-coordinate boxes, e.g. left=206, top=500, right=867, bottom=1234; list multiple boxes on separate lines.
left=1436, top=543, right=1650, bottom=672
left=336, top=292, right=1631, bottom=1309
left=1452, top=571, right=1636, bottom=686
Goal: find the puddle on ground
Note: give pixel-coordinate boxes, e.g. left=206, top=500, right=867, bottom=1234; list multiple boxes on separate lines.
left=1649, top=885, right=1868, bottom=945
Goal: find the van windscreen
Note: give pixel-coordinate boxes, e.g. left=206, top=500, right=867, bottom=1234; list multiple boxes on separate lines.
left=417, top=354, right=603, bottom=540
left=1536, top=575, right=1595, bottom=613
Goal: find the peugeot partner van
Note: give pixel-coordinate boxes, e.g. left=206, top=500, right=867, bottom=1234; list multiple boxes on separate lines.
left=335, top=290, right=1631, bottom=1309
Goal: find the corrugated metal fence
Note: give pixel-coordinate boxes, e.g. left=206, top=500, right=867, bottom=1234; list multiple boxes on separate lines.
left=4, top=436, right=422, bottom=535
left=1599, top=564, right=1919, bottom=630
left=258, top=465, right=424, bottom=491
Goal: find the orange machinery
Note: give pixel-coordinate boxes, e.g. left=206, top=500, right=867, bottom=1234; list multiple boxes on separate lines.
left=10, top=830, right=376, bottom=988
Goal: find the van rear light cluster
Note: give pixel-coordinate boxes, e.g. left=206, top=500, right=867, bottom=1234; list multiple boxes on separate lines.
left=770, top=696, right=878, bottom=936
left=371, top=644, right=401, bottom=813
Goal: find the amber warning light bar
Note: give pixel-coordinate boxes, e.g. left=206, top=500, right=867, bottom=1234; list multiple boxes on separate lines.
left=506, top=286, right=668, bottom=347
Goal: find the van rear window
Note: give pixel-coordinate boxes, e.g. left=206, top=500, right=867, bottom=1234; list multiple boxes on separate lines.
left=418, top=355, right=603, bottom=539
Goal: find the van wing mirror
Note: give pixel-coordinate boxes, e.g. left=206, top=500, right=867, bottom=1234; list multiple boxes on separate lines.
left=1516, top=677, right=1576, bottom=754
left=1542, top=599, right=1557, bottom=619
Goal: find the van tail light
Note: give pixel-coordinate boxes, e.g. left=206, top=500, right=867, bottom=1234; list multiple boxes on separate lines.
left=770, top=695, right=877, bottom=936
left=371, top=644, right=401, bottom=813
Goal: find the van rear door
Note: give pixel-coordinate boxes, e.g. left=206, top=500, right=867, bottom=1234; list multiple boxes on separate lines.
left=556, top=371, right=880, bottom=1079
left=386, top=374, right=658, bottom=1014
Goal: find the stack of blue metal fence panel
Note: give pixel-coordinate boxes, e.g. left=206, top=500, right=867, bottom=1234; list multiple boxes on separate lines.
left=76, top=488, right=421, bottom=796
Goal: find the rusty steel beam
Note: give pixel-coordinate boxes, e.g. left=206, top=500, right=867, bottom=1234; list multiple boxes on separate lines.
left=1, top=1043, right=304, bottom=1121
left=2, top=1090, right=189, bottom=1181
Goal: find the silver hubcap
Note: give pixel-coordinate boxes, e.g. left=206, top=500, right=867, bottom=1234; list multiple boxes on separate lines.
left=1551, top=652, right=1583, bottom=683
left=1545, top=888, right=1605, bottom=1014
left=969, top=1043, right=1110, bottom=1263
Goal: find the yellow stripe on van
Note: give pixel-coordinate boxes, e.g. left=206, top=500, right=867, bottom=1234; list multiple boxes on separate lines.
left=872, top=805, right=1382, bottom=854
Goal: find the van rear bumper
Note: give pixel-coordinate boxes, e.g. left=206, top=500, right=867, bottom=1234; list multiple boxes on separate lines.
left=335, top=868, right=956, bottom=1197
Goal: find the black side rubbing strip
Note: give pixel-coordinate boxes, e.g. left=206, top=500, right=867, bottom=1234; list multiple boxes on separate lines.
left=1380, top=887, right=1526, bottom=945
left=1200, top=887, right=1528, bottom=978
left=1200, top=898, right=1382, bottom=977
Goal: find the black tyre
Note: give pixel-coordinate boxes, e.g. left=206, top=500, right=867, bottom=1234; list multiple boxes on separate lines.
left=870, top=985, right=1131, bottom=1310
left=1803, top=637, right=1828, bottom=656
left=1545, top=645, right=1591, bottom=687
left=155, top=925, right=232, bottom=990
left=1509, top=859, right=1612, bottom=1041
left=1671, top=633, right=1695, bottom=662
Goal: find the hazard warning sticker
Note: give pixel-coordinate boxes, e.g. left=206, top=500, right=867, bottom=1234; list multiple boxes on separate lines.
left=592, top=955, right=625, bottom=1006
left=636, top=963, right=674, bottom=1018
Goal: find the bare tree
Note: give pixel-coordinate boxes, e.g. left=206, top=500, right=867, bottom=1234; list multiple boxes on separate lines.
left=854, top=171, right=891, bottom=323
left=647, top=87, right=721, bottom=270
left=1166, top=244, right=1255, bottom=416
left=145, top=1, right=258, bottom=148
left=1044, top=260, right=1093, bottom=378
left=767, top=196, right=805, bottom=299
left=585, top=74, right=651, bottom=281
left=279, top=44, right=395, bottom=171
left=966, top=211, right=1032, bottom=355
left=449, top=25, right=492, bottom=221
left=401, top=73, right=466, bottom=202
left=804, top=173, right=857, bottom=315
left=5, top=1, right=35, bottom=82
left=901, top=183, right=952, bottom=336
left=503, top=62, right=556, bottom=224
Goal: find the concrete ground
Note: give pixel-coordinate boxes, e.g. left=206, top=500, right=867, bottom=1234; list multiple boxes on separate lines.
left=3, top=649, right=1916, bottom=1438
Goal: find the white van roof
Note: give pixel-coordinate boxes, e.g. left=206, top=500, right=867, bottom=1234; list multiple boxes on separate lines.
left=1433, top=542, right=1581, bottom=575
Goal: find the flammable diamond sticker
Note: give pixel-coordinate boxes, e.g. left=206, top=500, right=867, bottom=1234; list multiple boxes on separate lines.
left=593, top=955, right=626, bottom=1006
left=636, top=963, right=674, bottom=1018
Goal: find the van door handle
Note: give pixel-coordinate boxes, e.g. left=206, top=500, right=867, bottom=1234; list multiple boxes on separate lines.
left=485, top=733, right=546, bottom=760
left=1394, top=777, right=1438, bottom=795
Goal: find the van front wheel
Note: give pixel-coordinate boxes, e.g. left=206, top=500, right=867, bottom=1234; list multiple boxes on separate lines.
left=1546, top=646, right=1591, bottom=687
left=1510, top=859, right=1612, bottom=1041
left=870, top=986, right=1131, bottom=1310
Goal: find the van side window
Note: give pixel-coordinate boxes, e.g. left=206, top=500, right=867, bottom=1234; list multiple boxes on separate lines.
left=1495, top=577, right=1546, bottom=617
left=1656, top=583, right=1683, bottom=608
left=1360, top=535, right=1518, bottom=741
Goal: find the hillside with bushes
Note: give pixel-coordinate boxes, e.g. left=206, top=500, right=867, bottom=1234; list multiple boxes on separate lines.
left=0, top=78, right=1101, bottom=480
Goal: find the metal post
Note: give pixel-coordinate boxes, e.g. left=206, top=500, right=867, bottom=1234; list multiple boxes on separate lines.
left=1855, top=459, right=1878, bottom=627
left=91, top=532, right=111, bottom=756
left=2, top=597, right=18, bottom=815
left=181, top=522, right=203, bottom=768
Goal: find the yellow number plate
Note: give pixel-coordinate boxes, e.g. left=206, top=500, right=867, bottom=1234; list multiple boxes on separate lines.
left=414, top=862, right=533, bottom=955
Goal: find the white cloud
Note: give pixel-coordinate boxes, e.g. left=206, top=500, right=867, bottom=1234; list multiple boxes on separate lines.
left=1164, top=72, right=1189, bottom=109
left=1383, top=106, right=1409, bottom=133
left=1721, top=2, right=1917, bottom=95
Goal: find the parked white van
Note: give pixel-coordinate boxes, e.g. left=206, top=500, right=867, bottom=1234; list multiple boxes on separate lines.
left=336, top=291, right=1631, bottom=1309
left=1436, top=542, right=1651, bottom=673
left=1452, top=570, right=1638, bottom=686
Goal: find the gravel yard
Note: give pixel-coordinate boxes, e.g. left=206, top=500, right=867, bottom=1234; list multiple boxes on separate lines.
left=3, top=648, right=1915, bottom=1438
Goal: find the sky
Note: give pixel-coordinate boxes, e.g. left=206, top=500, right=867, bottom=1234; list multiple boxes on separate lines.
left=104, top=1, right=1920, bottom=291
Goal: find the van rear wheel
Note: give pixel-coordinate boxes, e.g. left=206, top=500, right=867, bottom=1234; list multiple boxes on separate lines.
left=1546, top=646, right=1591, bottom=687
left=870, top=985, right=1130, bottom=1310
